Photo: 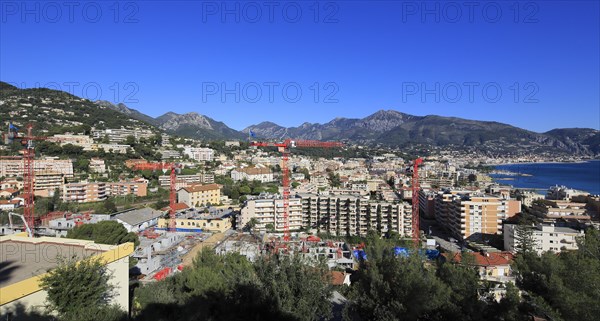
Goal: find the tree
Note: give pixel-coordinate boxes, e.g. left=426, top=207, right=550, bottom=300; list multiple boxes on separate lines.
left=133, top=249, right=332, bottom=321
left=103, top=198, right=118, bottom=213
left=125, top=135, right=136, bottom=146
left=467, top=174, right=477, bottom=183
left=239, top=185, right=251, bottom=195
left=328, top=172, right=341, bottom=188
left=265, top=223, right=275, bottom=233
left=39, top=256, right=126, bottom=321
left=67, top=220, right=139, bottom=247
left=344, top=237, right=451, bottom=321
left=387, top=176, right=395, bottom=189
left=514, top=224, right=537, bottom=255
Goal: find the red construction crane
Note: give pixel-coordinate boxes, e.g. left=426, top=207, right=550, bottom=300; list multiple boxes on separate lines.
left=3, top=124, right=48, bottom=236
left=22, top=125, right=48, bottom=235
left=412, top=157, right=423, bottom=246
left=250, top=139, right=343, bottom=242
left=133, top=162, right=180, bottom=231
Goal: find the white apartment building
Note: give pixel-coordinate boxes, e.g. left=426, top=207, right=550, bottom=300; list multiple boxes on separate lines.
left=47, top=134, right=94, bottom=150
left=91, top=128, right=155, bottom=143
left=159, top=173, right=214, bottom=189
left=183, top=147, right=214, bottom=162
left=240, top=198, right=304, bottom=232
left=231, top=167, right=274, bottom=183
left=504, top=223, right=584, bottom=254
left=241, top=194, right=413, bottom=237
left=96, top=143, right=130, bottom=154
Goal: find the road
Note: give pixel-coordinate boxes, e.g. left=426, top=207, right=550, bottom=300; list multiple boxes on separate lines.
left=421, top=218, right=462, bottom=253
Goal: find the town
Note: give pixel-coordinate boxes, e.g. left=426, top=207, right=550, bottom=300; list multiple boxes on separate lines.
left=1, top=91, right=598, bottom=321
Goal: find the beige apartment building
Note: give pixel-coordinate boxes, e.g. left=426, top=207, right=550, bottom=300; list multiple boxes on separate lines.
left=107, top=179, right=148, bottom=197
left=159, top=173, right=215, bottom=189
left=0, top=159, right=74, bottom=178
left=435, top=191, right=521, bottom=240
left=177, top=184, right=221, bottom=208
left=33, top=171, right=65, bottom=197
left=62, top=182, right=108, bottom=203
left=231, top=167, right=274, bottom=183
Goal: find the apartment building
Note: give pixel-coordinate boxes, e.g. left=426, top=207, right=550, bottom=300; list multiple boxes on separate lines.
left=96, top=143, right=130, bottom=154
left=34, top=171, right=65, bottom=197
left=107, top=179, right=148, bottom=197
left=532, top=200, right=589, bottom=220
left=159, top=173, right=214, bottom=189
left=435, top=191, right=521, bottom=240
left=183, top=147, right=214, bottom=162
left=89, top=158, right=106, bottom=173
left=504, top=223, right=584, bottom=254
left=47, top=134, right=94, bottom=149
left=301, top=194, right=413, bottom=237
left=0, top=159, right=73, bottom=177
left=240, top=194, right=413, bottom=237
left=418, top=189, right=436, bottom=219
left=177, top=184, right=221, bottom=208
left=62, top=182, right=107, bottom=203
left=231, top=167, right=274, bottom=183
left=240, top=198, right=304, bottom=232
left=91, top=128, right=154, bottom=143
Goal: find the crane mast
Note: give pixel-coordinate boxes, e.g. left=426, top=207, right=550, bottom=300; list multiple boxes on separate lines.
left=412, top=157, right=423, bottom=246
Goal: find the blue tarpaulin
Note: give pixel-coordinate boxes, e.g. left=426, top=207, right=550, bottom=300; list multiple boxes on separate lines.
left=353, top=249, right=367, bottom=260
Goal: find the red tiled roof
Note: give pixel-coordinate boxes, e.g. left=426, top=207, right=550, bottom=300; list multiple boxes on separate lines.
left=237, top=167, right=272, bottom=175
left=166, top=203, right=189, bottom=211
left=182, top=184, right=220, bottom=193
left=444, top=251, right=514, bottom=267
left=330, top=271, right=346, bottom=286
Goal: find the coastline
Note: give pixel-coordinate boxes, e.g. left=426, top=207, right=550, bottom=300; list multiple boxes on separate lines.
left=487, top=159, right=598, bottom=166
left=489, top=160, right=600, bottom=195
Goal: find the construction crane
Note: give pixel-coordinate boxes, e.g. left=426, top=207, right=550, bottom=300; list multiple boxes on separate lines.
left=412, top=157, right=423, bottom=247
left=250, top=139, right=343, bottom=242
left=133, top=162, right=180, bottom=231
left=2, top=124, right=48, bottom=236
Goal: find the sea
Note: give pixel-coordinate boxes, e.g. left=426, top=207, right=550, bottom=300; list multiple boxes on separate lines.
left=490, top=160, right=600, bottom=195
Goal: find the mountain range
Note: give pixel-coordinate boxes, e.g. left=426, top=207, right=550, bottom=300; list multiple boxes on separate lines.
left=1, top=81, right=598, bottom=155
left=99, top=99, right=598, bottom=155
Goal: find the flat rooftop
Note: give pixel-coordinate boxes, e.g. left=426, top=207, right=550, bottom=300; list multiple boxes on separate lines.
left=0, top=237, right=105, bottom=287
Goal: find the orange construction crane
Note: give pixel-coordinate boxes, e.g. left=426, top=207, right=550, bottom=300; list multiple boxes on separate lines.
left=250, top=139, right=343, bottom=242
left=133, top=162, right=180, bottom=231
left=412, top=157, right=423, bottom=246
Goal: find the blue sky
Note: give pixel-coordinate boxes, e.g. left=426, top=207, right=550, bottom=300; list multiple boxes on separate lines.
left=1, top=0, right=598, bottom=132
